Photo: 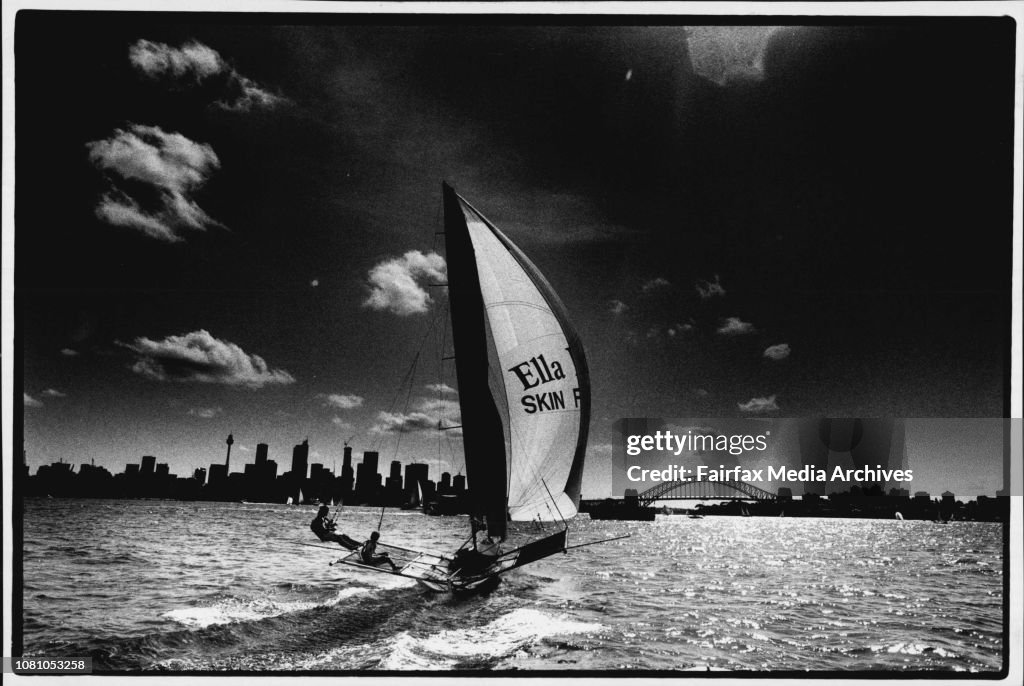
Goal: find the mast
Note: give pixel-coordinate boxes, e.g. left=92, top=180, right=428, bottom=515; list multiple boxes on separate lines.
left=442, top=182, right=510, bottom=539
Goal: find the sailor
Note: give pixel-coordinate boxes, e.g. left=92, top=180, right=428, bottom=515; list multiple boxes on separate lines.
left=469, top=515, right=486, bottom=550
left=310, top=506, right=359, bottom=550
left=360, top=531, right=399, bottom=571
left=477, top=536, right=499, bottom=557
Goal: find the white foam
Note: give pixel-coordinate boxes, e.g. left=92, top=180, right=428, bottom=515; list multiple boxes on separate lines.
left=380, top=607, right=603, bottom=670
left=161, top=587, right=371, bottom=628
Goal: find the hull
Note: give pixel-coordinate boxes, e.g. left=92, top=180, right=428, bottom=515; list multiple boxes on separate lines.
left=416, top=574, right=502, bottom=594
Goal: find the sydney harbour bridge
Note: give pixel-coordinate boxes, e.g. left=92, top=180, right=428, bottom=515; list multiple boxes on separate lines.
left=634, top=478, right=778, bottom=506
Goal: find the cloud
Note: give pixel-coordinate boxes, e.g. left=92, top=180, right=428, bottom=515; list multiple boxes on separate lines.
left=318, top=393, right=364, bottom=410
left=609, top=299, right=628, bottom=315
left=41, top=389, right=67, bottom=398
left=641, top=277, right=671, bottom=293
left=187, top=406, right=223, bottom=419
left=60, top=348, right=79, bottom=357
left=737, top=395, right=779, bottom=413
left=24, top=393, right=43, bottom=408
left=424, top=383, right=458, bottom=395
left=129, top=39, right=285, bottom=112
left=118, top=329, right=296, bottom=389
left=130, top=39, right=224, bottom=80
left=763, top=343, right=791, bottom=361
left=363, top=250, right=447, bottom=316
left=371, top=397, right=461, bottom=434
left=331, top=417, right=353, bottom=431
left=86, top=124, right=223, bottom=242
left=717, top=316, right=756, bottom=336
left=217, top=75, right=287, bottom=112
left=667, top=322, right=694, bottom=337
left=695, top=275, right=726, bottom=299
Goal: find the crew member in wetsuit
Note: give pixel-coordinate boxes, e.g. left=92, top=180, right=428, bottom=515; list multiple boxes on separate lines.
left=451, top=517, right=499, bottom=575
left=310, top=506, right=358, bottom=549
left=360, top=531, right=399, bottom=571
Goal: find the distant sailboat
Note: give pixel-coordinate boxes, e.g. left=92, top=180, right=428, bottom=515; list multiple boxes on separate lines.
left=895, top=511, right=904, bottom=520
left=401, top=480, right=422, bottom=511
left=329, top=183, right=621, bottom=592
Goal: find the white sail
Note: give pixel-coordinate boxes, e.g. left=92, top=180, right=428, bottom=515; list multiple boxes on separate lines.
left=453, top=195, right=588, bottom=522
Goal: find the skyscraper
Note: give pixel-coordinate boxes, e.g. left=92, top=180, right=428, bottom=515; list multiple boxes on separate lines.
left=356, top=451, right=380, bottom=500
left=255, top=443, right=268, bottom=465
left=404, top=463, right=429, bottom=497
left=291, top=439, right=309, bottom=480
left=141, top=455, right=156, bottom=475
left=341, top=446, right=354, bottom=496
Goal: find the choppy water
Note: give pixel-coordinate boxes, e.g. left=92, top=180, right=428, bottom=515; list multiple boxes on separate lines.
left=20, top=499, right=1004, bottom=672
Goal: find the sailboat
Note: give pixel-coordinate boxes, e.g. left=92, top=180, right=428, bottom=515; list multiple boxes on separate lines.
left=329, top=182, right=617, bottom=592
left=401, top=479, right=422, bottom=511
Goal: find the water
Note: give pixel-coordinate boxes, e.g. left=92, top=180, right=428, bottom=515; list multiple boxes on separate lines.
left=20, top=499, right=1004, bottom=672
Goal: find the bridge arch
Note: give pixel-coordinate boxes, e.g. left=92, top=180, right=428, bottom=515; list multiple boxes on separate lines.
left=636, top=479, right=778, bottom=506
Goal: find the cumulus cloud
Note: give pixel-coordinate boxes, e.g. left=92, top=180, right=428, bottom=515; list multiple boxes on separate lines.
left=641, top=277, right=671, bottom=293
left=86, top=124, right=223, bottom=242
left=130, top=39, right=224, bottom=80
left=129, top=39, right=285, bottom=111
left=317, top=393, right=364, bottom=410
left=609, top=299, right=628, bottom=315
left=696, top=275, right=726, bottom=299
left=118, top=329, right=296, bottom=389
left=667, top=322, right=694, bottom=337
left=425, top=383, right=458, bottom=395
left=363, top=250, right=447, bottom=316
left=738, top=395, right=779, bottom=413
left=371, top=397, right=461, bottom=435
left=42, top=389, right=67, bottom=398
left=188, top=406, right=222, bottom=419
left=763, top=343, right=791, bottom=361
left=717, top=316, right=756, bottom=336
left=60, top=348, right=79, bottom=357
left=24, top=393, right=43, bottom=408
left=331, top=417, right=353, bottom=431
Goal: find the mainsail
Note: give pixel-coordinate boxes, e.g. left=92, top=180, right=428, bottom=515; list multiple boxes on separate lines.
left=443, top=183, right=590, bottom=539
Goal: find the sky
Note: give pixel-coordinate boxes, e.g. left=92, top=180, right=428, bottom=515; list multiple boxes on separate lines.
left=13, top=13, right=1016, bottom=498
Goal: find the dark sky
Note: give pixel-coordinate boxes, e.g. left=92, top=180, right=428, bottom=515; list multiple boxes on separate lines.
left=15, top=13, right=1015, bottom=497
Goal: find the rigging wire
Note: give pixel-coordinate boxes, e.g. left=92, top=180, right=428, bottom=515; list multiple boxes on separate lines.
left=373, top=300, right=442, bottom=532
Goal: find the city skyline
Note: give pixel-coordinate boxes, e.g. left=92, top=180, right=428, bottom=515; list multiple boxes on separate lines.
left=24, top=434, right=471, bottom=509
left=14, top=16, right=1016, bottom=500
left=24, top=416, right=1009, bottom=501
